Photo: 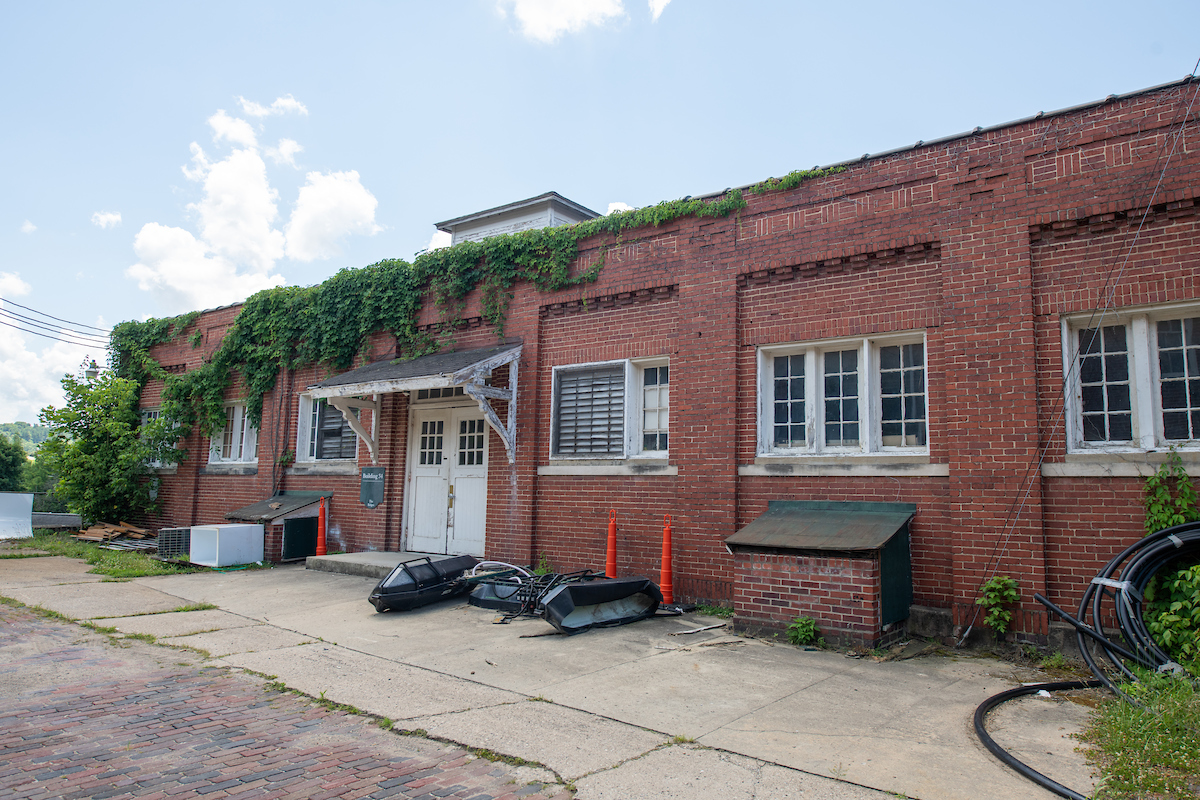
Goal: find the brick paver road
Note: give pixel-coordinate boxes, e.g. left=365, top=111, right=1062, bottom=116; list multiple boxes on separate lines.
left=0, top=603, right=569, bottom=800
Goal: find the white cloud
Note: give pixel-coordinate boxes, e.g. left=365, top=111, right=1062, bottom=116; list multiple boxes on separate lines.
left=127, top=223, right=285, bottom=313
left=238, top=94, right=309, bottom=117
left=188, top=147, right=285, bottom=272
left=284, top=170, right=382, bottom=262
left=498, top=0, right=625, bottom=42
left=208, top=109, right=258, bottom=148
left=266, top=138, right=303, bottom=168
left=649, top=0, right=670, bottom=20
left=20, top=220, right=36, bottom=234
left=129, top=103, right=378, bottom=314
left=426, top=230, right=452, bottom=252
left=0, top=284, right=102, bottom=423
left=91, top=211, right=122, bottom=229
left=0, top=271, right=32, bottom=298
left=606, top=201, right=634, bottom=214
left=0, top=318, right=98, bottom=424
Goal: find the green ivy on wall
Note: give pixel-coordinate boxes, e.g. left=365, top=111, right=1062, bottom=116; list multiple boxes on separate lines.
left=110, top=171, right=842, bottom=440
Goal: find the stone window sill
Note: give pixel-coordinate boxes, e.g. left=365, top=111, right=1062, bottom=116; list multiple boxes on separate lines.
left=287, top=460, right=359, bottom=476
left=740, top=455, right=947, bottom=477
left=539, top=459, right=677, bottom=476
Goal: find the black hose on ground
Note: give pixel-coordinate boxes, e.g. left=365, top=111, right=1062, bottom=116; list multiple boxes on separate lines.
left=972, top=679, right=1104, bottom=800
left=973, top=522, right=1200, bottom=798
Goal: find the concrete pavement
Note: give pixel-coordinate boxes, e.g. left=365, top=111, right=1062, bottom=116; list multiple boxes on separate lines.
left=0, top=553, right=1101, bottom=800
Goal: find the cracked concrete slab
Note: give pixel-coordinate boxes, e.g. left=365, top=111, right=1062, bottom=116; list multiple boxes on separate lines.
left=91, top=608, right=256, bottom=637
left=406, top=699, right=669, bottom=780
left=2, top=581, right=187, bottom=619
left=0, top=555, right=104, bottom=589
left=574, top=743, right=892, bottom=799
left=219, top=641, right=524, bottom=720
left=160, top=624, right=316, bottom=657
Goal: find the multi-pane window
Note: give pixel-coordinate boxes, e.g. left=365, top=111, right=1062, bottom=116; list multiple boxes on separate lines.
left=1078, top=326, right=1132, bottom=442
left=642, top=366, right=669, bottom=452
left=141, top=408, right=168, bottom=468
left=416, top=387, right=465, bottom=400
left=458, top=419, right=485, bottom=465
left=551, top=359, right=670, bottom=458
left=773, top=354, right=806, bottom=448
left=300, top=397, right=357, bottom=461
left=1157, top=317, right=1200, bottom=440
left=823, top=350, right=860, bottom=447
left=209, top=405, right=258, bottom=463
left=759, top=335, right=928, bottom=455
left=880, top=343, right=927, bottom=447
left=1066, top=309, right=1200, bottom=450
left=419, top=420, right=444, bottom=465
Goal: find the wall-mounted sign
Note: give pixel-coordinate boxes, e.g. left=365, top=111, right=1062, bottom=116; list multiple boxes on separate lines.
left=360, top=467, right=385, bottom=509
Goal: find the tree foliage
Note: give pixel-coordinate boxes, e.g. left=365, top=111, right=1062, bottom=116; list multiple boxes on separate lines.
left=37, top=368, right=181, bottom=524
left=0, top=434, right=26, bottom=492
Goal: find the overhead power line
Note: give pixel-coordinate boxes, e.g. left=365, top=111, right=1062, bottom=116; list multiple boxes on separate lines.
left=0, top=297, right=111, bottom=334
left=0, top=307, right=109, bottom=345
left=0, top=318, right=109, bottom=349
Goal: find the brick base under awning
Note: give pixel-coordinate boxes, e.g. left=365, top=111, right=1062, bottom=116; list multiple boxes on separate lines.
left=726, top=500, right=916, bottom=648
left=730, top=548, right=907, bottom=648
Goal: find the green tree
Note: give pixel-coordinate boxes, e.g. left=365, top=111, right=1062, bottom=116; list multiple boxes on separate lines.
left=0, top=433, right=26, bottom=491
left=38, top=367, right=181, bottom=524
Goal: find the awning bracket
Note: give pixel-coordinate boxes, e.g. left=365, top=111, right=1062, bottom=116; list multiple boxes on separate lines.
left=329, top=396, right=379, bottom=465
left=464, top=357, right=519, bottom=464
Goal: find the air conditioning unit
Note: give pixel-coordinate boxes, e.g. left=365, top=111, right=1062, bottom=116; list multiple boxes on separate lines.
left=157, top=527, right=191, bottom=561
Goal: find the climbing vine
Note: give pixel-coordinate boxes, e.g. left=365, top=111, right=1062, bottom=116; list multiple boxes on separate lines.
left=110, top=170, right=842, bottom=439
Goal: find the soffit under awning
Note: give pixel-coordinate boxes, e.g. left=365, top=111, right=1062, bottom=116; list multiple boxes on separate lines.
left=725, top=501, right=917, bottom=552
left=307, top=342, right=523, bottom=399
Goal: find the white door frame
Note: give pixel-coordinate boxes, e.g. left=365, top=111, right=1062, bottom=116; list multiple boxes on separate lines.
left=403, top=399, right=489, bottom=556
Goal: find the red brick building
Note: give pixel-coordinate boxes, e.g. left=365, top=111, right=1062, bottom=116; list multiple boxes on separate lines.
left=137, top=78, right=1200, bottom=647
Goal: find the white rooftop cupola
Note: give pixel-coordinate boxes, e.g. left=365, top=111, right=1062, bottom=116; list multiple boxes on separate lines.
left=434, top=191, right=599, bottom=246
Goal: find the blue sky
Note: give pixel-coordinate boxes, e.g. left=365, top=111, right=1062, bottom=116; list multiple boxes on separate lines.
left=2, top=0, right=1199, bottom=422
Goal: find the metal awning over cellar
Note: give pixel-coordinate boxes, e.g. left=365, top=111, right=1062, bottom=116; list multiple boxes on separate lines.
left=307, top=342, right=522, bottom=464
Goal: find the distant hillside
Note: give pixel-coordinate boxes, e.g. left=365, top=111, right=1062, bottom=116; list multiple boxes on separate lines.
left=0, top=422, right=49, bottom=455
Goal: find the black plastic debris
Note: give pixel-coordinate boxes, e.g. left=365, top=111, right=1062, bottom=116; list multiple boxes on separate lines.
left=468, top=581, right=527, bottom=613
left=369, top=555, right=479, bottom=612
left=540, top=576, right=663, bottom=635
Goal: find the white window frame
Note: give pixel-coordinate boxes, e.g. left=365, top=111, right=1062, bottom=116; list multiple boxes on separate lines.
left=207, top=404, right=258, bottom=464
left=140, top=408, right=167, bottom=468
left=296, top=394, right=361, bottom=462
left=549, top=357, right=670, bottom=460
left=1063, top=302, right=1200, bottom=453
left=756, top=333, right=929, bottom=457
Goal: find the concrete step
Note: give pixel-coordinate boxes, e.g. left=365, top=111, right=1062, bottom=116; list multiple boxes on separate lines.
left=305, top=551, right=454, bottom=580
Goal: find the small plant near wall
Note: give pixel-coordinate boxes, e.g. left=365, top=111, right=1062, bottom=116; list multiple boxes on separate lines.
left=786, top=615, right=822, bottom=646
left=1142, top=448, right=1200, bottom=670
left=976, top=575, right=1020, bottom=639
left=1142, top=446, right=1199, bottom=533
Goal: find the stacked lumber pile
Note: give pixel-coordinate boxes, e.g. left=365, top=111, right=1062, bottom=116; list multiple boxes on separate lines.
left=73, top=521, right=158, bottom=550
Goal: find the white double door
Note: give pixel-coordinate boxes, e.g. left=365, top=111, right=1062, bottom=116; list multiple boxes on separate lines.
left=407, top=405, right=488, bottom=556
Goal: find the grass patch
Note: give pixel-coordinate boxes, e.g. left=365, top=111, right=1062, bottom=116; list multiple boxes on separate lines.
left=0, top=552, right=52, bottom=559
left=695, top=603, right=733, bottom=619
left=670, top=734, right=696, bottom=744
left=1079, top=670, right=1200, bottom=798
left=29, top=530, right=200, bottom=579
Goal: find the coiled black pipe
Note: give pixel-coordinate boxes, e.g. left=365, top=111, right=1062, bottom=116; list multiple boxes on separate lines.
left=973, top=522, right=1200, bottom=798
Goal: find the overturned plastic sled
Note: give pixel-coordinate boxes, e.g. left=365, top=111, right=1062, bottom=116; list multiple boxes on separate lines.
left=540, top=576, right=663, bottom=635
left=369, top=555, right=479, bottom=612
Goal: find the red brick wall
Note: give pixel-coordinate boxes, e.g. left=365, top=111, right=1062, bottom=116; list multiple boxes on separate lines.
left=137, top=81, right=1200, bottom=638
left=733, top=550, right=884, bottom=647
